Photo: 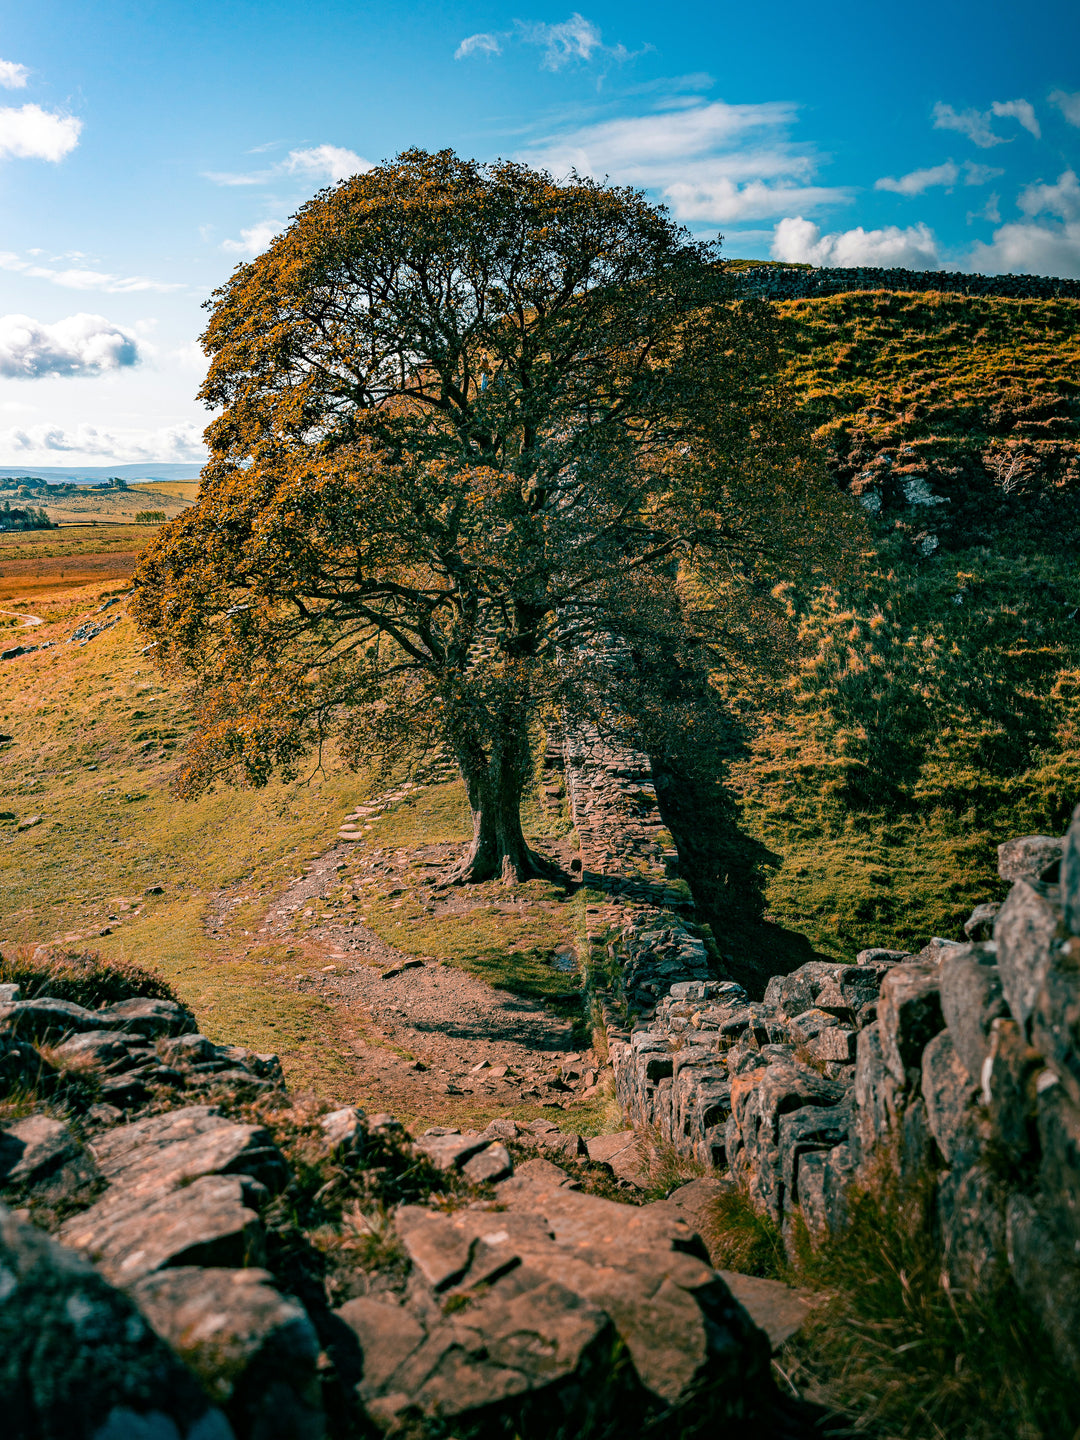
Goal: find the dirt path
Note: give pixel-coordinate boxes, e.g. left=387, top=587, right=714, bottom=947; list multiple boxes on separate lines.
left=209, top=841, right=597, bottom=1123
left=0, top=608, right=42, bottom=628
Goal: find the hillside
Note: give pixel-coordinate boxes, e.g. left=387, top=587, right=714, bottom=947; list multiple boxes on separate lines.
left=720, top=288, right=1080, bottom=963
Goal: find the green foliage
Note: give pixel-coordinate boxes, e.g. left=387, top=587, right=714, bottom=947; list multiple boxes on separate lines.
left=727, top=291, right=1080, bottom=956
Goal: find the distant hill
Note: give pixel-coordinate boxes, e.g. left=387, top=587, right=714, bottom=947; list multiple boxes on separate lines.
left=0, top=463, right=203, bottom=485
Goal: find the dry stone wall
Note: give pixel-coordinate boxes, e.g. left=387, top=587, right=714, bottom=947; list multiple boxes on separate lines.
left=599, top=800, right=1080, bottom=1383
left=730, top=264, right=1080, bottom=303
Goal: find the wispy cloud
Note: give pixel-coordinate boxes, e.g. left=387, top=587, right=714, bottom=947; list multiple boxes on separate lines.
left=455, top=33, right=502, bottom=60
left=0, top=251, right=182, bottom=294
left=876, top=161, right=959, bottom=196
left=875, top=159, right=1003, bottom=196
left=205, top=143, right=371, bottom=188
left=933, top=97, right=1040, bottom=148
left=0, top=313, right=141, bottom=380
left=520, top=98, right=850, bottom=224
left=454, top=13, right=647, bottom=74
left=991, top=98, right=1040, bottom=138
left=222, top=219, right=285, bottom=256
left=0, top=421, right=206, bottom=463
left=1050, top=89, right=1080, bottom=127
left=0, top=58, right=29, bottom=89
left=0, top=104, right=81, bottom=162
left=772, top=217, right=944, bottom=269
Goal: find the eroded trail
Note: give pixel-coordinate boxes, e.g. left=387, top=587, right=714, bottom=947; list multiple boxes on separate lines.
left=210, top=833, right=600, bottom=1123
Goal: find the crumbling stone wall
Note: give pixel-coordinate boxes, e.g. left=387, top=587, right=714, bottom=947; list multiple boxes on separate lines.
left=730, top=265, right=1080, bottom=303
left=605, top=810, right=1080, bottom=1380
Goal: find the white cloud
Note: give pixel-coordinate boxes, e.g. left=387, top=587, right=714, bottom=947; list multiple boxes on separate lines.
left=969, top=219, right=1080, bottom=278
left=455, top=33, right=502, bottom=60
left=0, top=314, right=141, bottom=380
left=0, top=103, right=81, bottom=162
left=281, top=144, right=370, bottom=183
left=965, top=172, right=1080, bottom=277
left=1050, top=89, right=1080, bottom=127
left=963, top=162, right=1004, bottom=186
left=205, top=142, right=371, bottom=188
left=876, top=161, right=959, bottom=196
left=933, top=102, right=1004, bottom=148
left=0, top=421, right=206, bottom=465
left=771, top=216, right=943, bottom=269
left=967, top=193, right=1002, bottom=225
left=0, top=59, right=29, bottom=89
left=991, top=98, right=1040, bottom=138
left=518, top=13, right=604, bottom=69
left=222, top=219, right=285, bottom=256
left=1019, top=169, right=1080, bottom=221
left=0, top=250, right=182, bottom=294
left=520, top=98, right=850, bottom=224
left=933, top=98, right=1041, bottom=148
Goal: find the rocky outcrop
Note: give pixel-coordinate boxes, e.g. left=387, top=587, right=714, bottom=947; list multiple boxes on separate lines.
left=0, top=976, right=802, bottom=1438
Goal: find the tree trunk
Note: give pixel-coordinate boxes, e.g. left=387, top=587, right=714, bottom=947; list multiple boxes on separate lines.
left=445, top=720, right=559, bottom=885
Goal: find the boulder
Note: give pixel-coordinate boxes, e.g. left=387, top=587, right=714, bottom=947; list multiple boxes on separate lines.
left=131, top=1267, right=323, bottom=1440
left=0, top=996, right=116, bottom=1041
left=994, top=878, right=1062, bottom=1034
left=59, top=1172, right=267, bottom=1285
left=0, top=1201, right=234, bottom=1439
left=998, top=834, right=1063, bottom=885
left=0, top=1113, right=98, bottom=1202
left=461, top=1142, right=512, bottom=1184
left=88, top=1104, right=288, bottom=1195
left=1007, top=1192, right=1080, bottom=1380
left=319, top=1106, right=365, bottom=1159
left=97, top=996, right=197, bottom=1037
left=0, top=1032, right=48, bottom=1093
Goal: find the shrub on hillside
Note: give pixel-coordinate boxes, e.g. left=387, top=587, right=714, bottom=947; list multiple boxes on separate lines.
left=0, top=945, right=182, bottom=1009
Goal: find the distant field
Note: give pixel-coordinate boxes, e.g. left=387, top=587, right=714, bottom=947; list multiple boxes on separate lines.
left=129, top=479, right=200, bottom=502
left=0, top=525, right=155, bottom=602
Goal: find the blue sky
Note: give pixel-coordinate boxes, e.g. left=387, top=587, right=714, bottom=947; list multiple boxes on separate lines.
left=1, top=0, right=1078, bottom=468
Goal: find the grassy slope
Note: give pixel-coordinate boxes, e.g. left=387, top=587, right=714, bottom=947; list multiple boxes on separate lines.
left=728, top=291, right=1080, bottom=957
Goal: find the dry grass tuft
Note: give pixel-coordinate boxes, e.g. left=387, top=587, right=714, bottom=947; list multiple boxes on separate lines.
left=0, top=943, right=181, bottom=1008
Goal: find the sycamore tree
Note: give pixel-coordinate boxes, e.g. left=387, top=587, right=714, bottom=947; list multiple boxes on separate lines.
left=132, top=149, right=847, bottom=884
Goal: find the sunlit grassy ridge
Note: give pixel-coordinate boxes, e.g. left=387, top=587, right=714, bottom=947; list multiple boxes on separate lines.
left=726, top=290, right=1080, bottom=958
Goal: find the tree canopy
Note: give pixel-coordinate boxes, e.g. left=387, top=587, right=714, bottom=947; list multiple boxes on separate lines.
left=132, top=148, right=853, bottom=883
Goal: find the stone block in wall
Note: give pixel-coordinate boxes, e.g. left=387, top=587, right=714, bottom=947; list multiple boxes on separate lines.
left=921, top=1032, right=982, bottom=1168
left=1035, top=1075, right=1080, bottom=1251
left=854, top=1021, right=897, bottom=1165
left=797, top=1142, right=856, bottom=1242
left=964, top=902, right=1001, bottom=941
left=936, top=1163, right=1005, bottom=1289
left=1061, top=801, right=1080, bottom=935
left=994, top=878, right=1062, bottom=1034
left=983, top=1017, right=1043, bottom=1166
left=878, top=962, right=945, bottom=1085
left=810, top=1027, right=858, bottom=1064
left=779, top=1099, right=853, bottom=1212
left=1031, top=935, right=1080, bottom=1107
left=1007, top=1192, right=1080, bottom=1380
left=938, top=944, right=1007, bottom=1082
left=998, top=834, right=1063, bottom=886
left=729, top=1063, right=847, bottom=1223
